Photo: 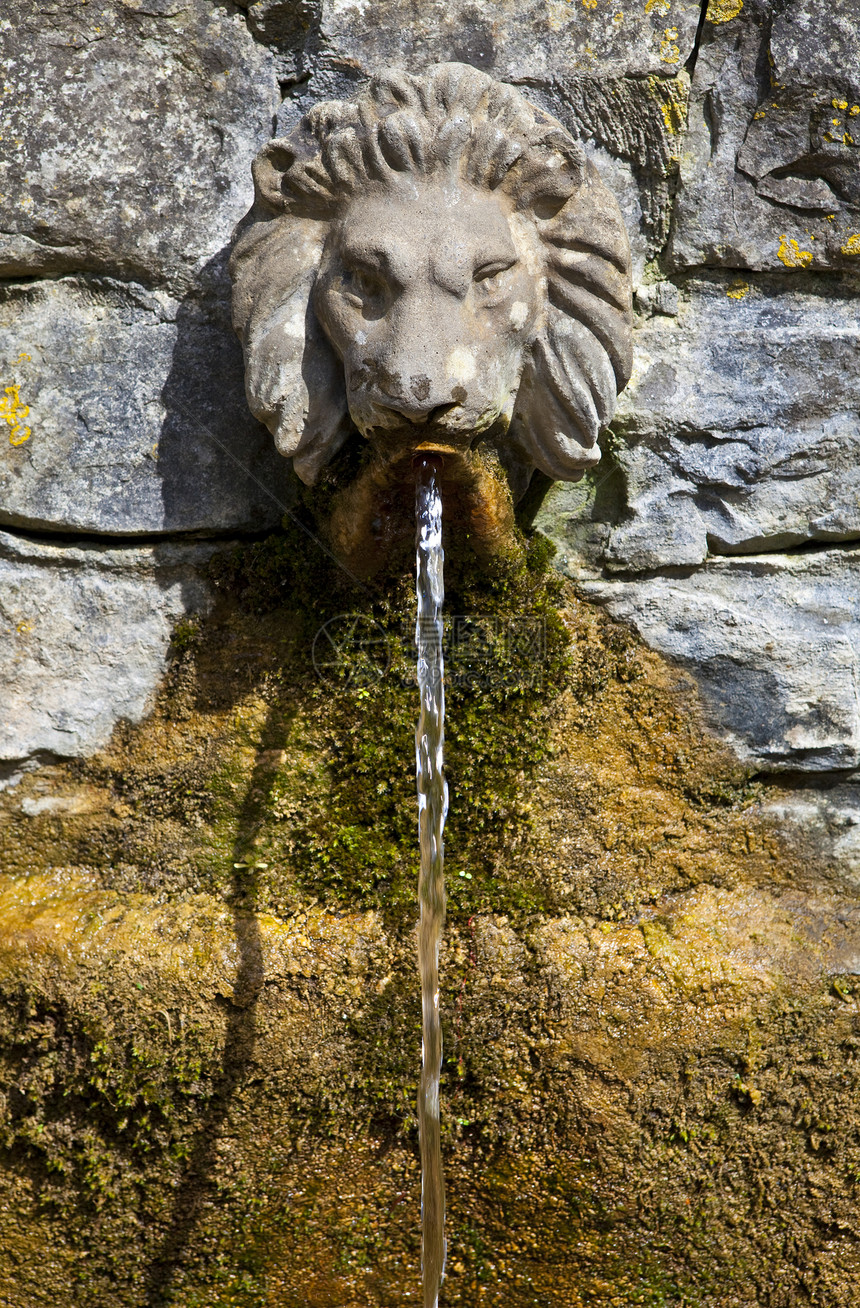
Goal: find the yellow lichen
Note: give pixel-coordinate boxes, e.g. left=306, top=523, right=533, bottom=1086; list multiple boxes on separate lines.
left=661, top=100, right=682, bottom=133
left=644, top=0, right=670, bottom=14
left=659, top=25, right=680, bottom=63
left=833, top=99, right=848, bottom=111
left=753, top=109, right=766, bottom=120
left=706, top=0, right=743, bottom=22
left=777, top=235, right=813, bottom=268
left=649, top=73, right=689, bottom=141
left=841, top=234, right=860, bottom=256
left=0, top=382, right=31, bottom=446
left=726, top=280, right=749, bottom=300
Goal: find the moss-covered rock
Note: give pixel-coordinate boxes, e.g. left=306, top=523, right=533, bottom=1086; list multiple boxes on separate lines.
left=1, top=525, right=859, bottom=1305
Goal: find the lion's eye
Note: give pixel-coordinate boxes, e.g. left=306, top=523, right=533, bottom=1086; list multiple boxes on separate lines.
left=473, top=260, right=513, bottom=281
left=473, top=260, right=516, bottom=295
left=344, top=264, right=383, bottom=303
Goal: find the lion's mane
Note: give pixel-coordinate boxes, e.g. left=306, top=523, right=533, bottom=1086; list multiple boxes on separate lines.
left=230, top=62, right=632, bottom=486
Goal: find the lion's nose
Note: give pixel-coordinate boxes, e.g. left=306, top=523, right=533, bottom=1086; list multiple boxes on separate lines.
left=388, top=402, right=458, bottom=426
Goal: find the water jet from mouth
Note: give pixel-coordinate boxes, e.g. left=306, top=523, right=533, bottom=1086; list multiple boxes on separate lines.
left=414, top=455, right=448, bottom=1308
left=412, top=451, right=446, bottom=475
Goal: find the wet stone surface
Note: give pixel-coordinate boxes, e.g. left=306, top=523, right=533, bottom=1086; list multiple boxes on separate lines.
left=0, top=566, right=859, bottom=1306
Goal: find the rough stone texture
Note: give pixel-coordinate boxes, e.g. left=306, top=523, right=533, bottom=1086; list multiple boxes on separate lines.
left=0, top=0, right=279, bottom=292
left=761, top=785, right=860, bottom=884
left=581, top=546, right=860, bottom=773
left=0, top=276, right=297, bottom=535
left=2, top=1, right=860, bottom=1301
left=668, top=0, right=860, bottom=273
left=0, top=0, right=297, bottom=537
left=308, top=0, right=703, bottom=83
left=0, top=530, right=216, bottom=764
left=0, top=278, right=295, bottom=538
left=0, top=871, right=859, bottom=1306
left=1, top=585, right=860, bottom=1306
left=538, top=272, right=860, bottom=572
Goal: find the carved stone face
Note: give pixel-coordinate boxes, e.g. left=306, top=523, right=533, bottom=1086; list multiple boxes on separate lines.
left=313, top=180, right=542, bottom=469
left=229, top=62, right=632, bottom=574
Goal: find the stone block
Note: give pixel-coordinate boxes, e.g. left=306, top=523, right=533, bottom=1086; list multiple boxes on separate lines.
left=311, top=0, right=702, bottom=82
left=537, top=274, right=860, bottom=572
left=668, top=0, right=860, bottom=272
left=581, top=546, right=860, bottom=772
left=0, top=531, right=217, bottom=763
left=0, top=277, right=297, bottom=535
left=0, top=0, right=279, bottom=291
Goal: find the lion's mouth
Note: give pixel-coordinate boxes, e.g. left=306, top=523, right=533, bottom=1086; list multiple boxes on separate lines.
left=377, top=437, right=478, bottom=497
left=326, top=433, right=519, bottom=578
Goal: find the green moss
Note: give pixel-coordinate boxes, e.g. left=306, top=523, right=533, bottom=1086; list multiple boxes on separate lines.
left=169, top=617, right=202, bottom=656
left=0, top=988, right=214, bottom=1180
left=200, top=517, right=581, bottom=920
left=270, top=529, right=573, bottom=917
left=2, top=491, right=860, bottom=1305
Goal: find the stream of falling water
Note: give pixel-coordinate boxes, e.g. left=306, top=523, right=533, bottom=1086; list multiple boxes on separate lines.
left=414, top=457, right=448, bottom=1308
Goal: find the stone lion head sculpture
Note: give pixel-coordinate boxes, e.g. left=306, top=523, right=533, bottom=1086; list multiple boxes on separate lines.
left=230, top=62, right=632, bottom=574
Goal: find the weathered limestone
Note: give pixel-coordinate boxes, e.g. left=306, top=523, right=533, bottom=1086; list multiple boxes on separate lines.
left=307, top=0, right=703, bottom=82
left=279, top=35, right=694, bottom=286
left=0, top=0, right=294, bottom=537
left=761, top=786, right=860, bottom=884
left=0, top=0, right=279, bottom=291
left=0, top=278, right=296, bottom=535
left=539, top=273, right=860, bottom=572
left=581, top=546, right=860, bottom=773
left=0, top=531, right=216, bottom=764
left=669, top=0, right=860, bottom=273
left=1, top=583, right=860, bottom=1304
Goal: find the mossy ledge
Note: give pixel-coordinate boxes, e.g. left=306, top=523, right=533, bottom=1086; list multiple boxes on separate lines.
left=1, top=519, right=859, bottom=1306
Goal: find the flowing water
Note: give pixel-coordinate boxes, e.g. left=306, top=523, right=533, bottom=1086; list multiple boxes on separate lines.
left=414, top=457, right=448, bottom=1308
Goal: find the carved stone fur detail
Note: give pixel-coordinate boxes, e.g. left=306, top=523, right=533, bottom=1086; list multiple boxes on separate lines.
left=230, top=63, right=632, bottom=571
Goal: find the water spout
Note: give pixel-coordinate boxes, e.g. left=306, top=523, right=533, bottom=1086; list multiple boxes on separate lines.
left=414, top=456, right=448, bottom=1308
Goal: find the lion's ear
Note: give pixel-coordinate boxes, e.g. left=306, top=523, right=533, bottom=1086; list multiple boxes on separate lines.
left=250, top=123, right=338, bottom=214
left=510, top=161, right=632, bottom=481
left=230, top=216, right=351, bottom=486
left=252, top=139, right=300, bottom=212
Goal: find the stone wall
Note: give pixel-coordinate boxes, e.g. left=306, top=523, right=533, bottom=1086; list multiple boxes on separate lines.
left=2, top=0, right=858, bottom=837
left=1, top=2, right=860, bottom=1304
left=530, top=0, right=860, bottom=871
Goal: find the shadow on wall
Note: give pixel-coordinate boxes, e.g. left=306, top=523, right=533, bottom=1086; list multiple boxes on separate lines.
left=141, top=759, right=271, bottom=1305
left=144, top=255, right=305, bottom=1298
left=141, top=663, right=306, bottom=1300
left=157, top=248, right=299, bottom=538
